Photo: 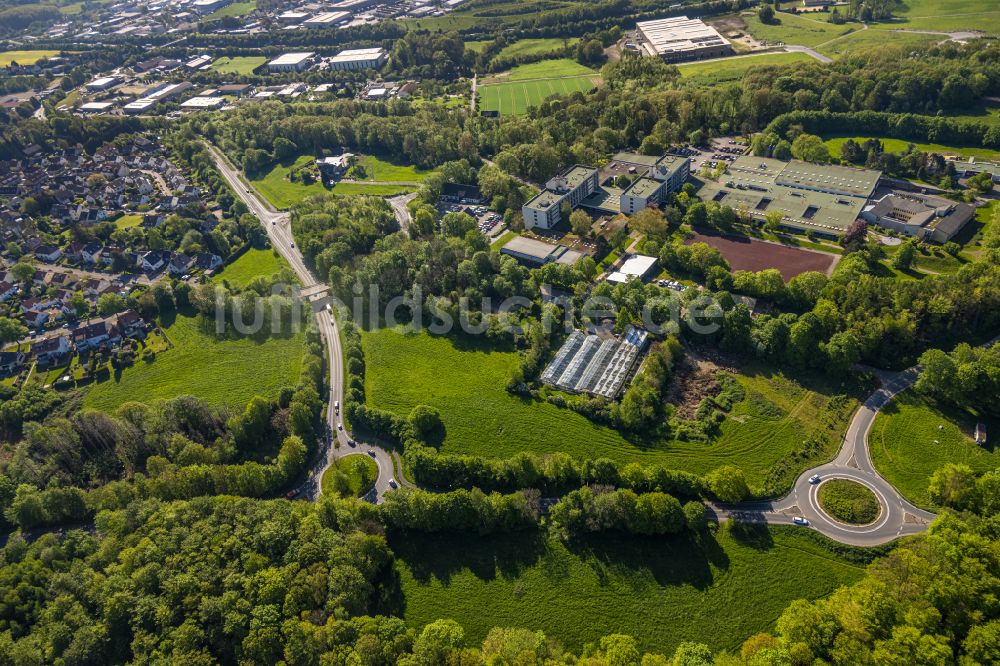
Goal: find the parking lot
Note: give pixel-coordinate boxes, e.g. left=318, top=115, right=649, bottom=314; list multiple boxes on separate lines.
left=439, top=203, right=507, bottom=238
left=669, top=138, right=749, bottom=174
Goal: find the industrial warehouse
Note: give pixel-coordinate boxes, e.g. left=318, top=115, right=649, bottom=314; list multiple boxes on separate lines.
left=633, top=16, right=733, bottom=62
left=542, top=327, right=650, bottom=399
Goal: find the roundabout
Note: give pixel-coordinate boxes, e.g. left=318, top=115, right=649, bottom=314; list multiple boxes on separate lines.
left=814, top=477, right=882, bottom=526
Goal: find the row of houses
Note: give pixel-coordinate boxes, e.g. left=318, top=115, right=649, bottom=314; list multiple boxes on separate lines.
left=12, top=310, right=150, bottom=373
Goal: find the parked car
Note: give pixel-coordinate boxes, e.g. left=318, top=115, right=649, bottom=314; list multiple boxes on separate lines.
left=286, top=489, right=299, bottom=499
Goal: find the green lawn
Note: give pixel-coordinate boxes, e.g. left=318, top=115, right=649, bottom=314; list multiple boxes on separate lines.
left=114, top=214, right=143, bottom=230
left=212, top=248, right=289, bottom=289
left=465, top=40, right=492, bottom=53
left=823, top=135, right=1000, bottom=162
left=867, top=0, right=1000, bottom=34
left=363, top=329, right=858, bottom=494
left=490, top=230, right=517, bottom=250
left=870, top=389, right=998, bottom=509
left=390, top=525, right=864, bottom=655
left=503, top=59, right=596, bottom=81
left=678, top=52, right=814, bottom=83
left=741, top=12, right=854, bottom=48
left=817, top=29, right=938, bottom=57
left=208, top=0, right=256, bottom=18
left=353, top=155, right=433, bottom=183
left=321, top=454, right=378, bottom=497
left=250, top=155, right=328, bottom=209
left=818, top=479, right=881, bottom=524
left=211, top=56, right=266, bottom=75
left=496, top=37, right=579, bottom=59
left=81, top=311, right=306, bottom=412
left=330, top=183, right=417, bottom=197
left=0, top=50, right=61, bottom=67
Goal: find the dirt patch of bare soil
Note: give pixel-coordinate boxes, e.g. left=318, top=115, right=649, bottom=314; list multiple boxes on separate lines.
left=666, top=354, right=723, bottom=419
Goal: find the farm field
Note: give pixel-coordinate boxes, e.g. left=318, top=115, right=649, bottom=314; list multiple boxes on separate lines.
left=363, top=329, right=858, bottom=494
left=0, top=50, right=60, bottom=67
left=321, top=454, right=378, bottom=497
left=685, top=231, right=837, bottom=279
left=81, top=311, right=306, bottom=412
left=478, top=59, right=601, bottom=115
left=870, top=389, right=999, bottom=509
left=212, top=248, right=289, bottom=289
left=823, top=135, right=1000, bottom=162
left=250, top=155, right=328, bottom=208
left=211, top=56, right=266, bottom=75
left=390, top=525, right=865, bottom=655
left=678, top=51, right=814, bottom=83
left=496, top=37, right=579, bottom=59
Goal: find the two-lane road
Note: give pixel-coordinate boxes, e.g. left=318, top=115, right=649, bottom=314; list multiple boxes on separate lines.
left=206, top=144, right=403, bottom=503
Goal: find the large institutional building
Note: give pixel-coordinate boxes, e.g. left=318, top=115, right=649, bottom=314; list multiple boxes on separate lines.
left=697, top=156, right=881, bottom=238
left=634, top=16, right=733, bottom=62
left=521, top=152, right=690, bottom=230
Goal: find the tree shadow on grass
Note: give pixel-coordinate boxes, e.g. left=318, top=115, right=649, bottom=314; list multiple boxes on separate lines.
left=727, top=521, right=775, bottom=551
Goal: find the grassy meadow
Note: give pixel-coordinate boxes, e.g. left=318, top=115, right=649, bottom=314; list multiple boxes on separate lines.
left=362, top=329, right=858, bottom=494
left=211, top=56, right=266, bottom=75
left=496, top=37, right=579, bottom=59
left=81, top=311, right=305, bottom=412
left=390, top=525, right=865, bottom=655
left=870, top=389, right=998, bottom=509
left=678, top=52, right=814, bottom=84
left=0, top=50, right=61, bottom=67
left=212, top=247, right=289, bottom=289
left=322, top=454, right=378, bottom=497
left=250, top=155, right=328, bottom=208
left=823, top=136, right=1000, bottom=162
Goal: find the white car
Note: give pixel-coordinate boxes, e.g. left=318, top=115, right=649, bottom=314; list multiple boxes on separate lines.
left=793, top=516, right=809, bottom=526
left=337, top=422, right=343, bottom=431
left=809, top=474, right=821, bottom=484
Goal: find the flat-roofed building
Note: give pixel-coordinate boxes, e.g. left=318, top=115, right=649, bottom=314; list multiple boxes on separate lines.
left=606, top=254, right=658, bottom=284
left=192, top=0, right=231, bottom=13
left=620, top=177, right=666, bottom=215
left=122, top=99, right=155, bottom=114
left=79, top=101, right=114, bottom=113
left=499, top=236, right=584, bottom=267
left=861, top=192, right=975, bottom=243
left=85, top=76, right=120, bottom=91
left=180, top=96, right=225, bottom=110
left=522, top=165, right=599, bottom=229
left=635, top=16, right=732, bottom=62
left=697, top=156, right=881, bottom=237
left=278, top=10, right=309, bottom=23
left=328, top=47, right=389, bottom=71
left=303, top=11, right=351, bottom=28
left=267, top=52, right=315, bottom=72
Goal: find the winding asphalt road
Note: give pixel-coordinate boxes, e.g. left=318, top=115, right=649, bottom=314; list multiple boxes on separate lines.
left=708, top=367, right=937, bottom=546
left=205, top=144, right=405, bottom=504
left=208, top=143, right=942, bottom=544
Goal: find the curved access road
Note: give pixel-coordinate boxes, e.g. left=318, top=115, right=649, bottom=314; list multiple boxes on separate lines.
left=708, top=367, right=937, bottom=546
left=205, top=144, right=405, bottom=504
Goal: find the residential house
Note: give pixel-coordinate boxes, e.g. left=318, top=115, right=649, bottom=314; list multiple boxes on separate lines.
left=194, top=252, right=223, bottom=272
left=168, top=252, right=195, bottom=276
left=72, top=318, right=121, bottom=352
left=141, top=250, right=171, bottom=272
left=34, top=244, right=62, bottom=262
left=31, top=334, right=72, bottom=366
left=0, top=351, right=25, bottom=375
left=0, top=281, right=17, bottom=302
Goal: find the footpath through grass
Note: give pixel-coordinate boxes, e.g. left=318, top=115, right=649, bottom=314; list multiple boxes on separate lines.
left=871, top=389, right=999, bottom=509
left=363, top=329, right=858, bottom=494
left=389, top=524, right=864, bottom=655
left=818, top=479, right=881, bottom=524
left=81, top=311, right=306, bottom=412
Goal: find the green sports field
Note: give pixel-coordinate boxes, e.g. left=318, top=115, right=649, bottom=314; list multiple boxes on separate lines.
left=211, top=56, right=266, bottom=75
left=391, top=525, right=864, bottom=655
left=478, top=59, right=600, bottom=115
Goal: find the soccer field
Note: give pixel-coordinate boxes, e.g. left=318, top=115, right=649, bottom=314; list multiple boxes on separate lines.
left=479, top=75, right=599, bottom=115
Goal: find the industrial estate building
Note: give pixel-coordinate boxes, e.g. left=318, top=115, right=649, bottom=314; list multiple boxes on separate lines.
left=302, top=11, right=352, bottom=27
left=521, top=152, right=690, bottom=230
left=328, top=47, right=389, bottom=71
left=634, top=17, right=733, bottom=62
left=267, top=52, right=315, bottom=72
left=542, top=327, right=650, bottom=398
left=697, top=156, right=881, bottom=237
left=861, top=192, right=975, bottom=243
left=500, top=236, right=584, bottom=267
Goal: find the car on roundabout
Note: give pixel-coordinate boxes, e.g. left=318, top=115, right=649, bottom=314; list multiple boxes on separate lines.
left=793, top=516, right=809, bottom=526
left=809, top=474, right=821, bottom=484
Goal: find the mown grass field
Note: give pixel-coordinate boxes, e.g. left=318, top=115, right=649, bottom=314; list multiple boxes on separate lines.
left=211, top=56, right=266, bottom=75
left=0, top=50, right=61, bottom=67
left=867, top=0, right=1000, bottom=33
left=362, top=329, right=858, bottom=493
left=479, top=59, right=600, bottom=115
left=82, top=311, right=305, bottom=412
left=741, top=12, right=854, bottom=48
left=818, top=479, right=881, bottom=524
left=465, top=40, right=491, bottom=53
left=823, top=136, right=1000, bottom=161
left=353, top=155, right=433, bottom=183
left=870, top=389, right=998, bottom=509
left=250, top=155, right=327, bottom=209
left=212, top=248, right=288, bottom=289
left=208, top=0, right=256, bottom=18
left=114, top=214, right=143, bottom=230
left=331, top=183, right=416, bottom=197
left=390, top=525, right=864, bottom=655
left=322, top=454, right=378, bottom=497
left=817, top=29, right=938, bottom=57
left=496, top=37, right=579, bottom=59
left=678, top=51, right=814, bottom=83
